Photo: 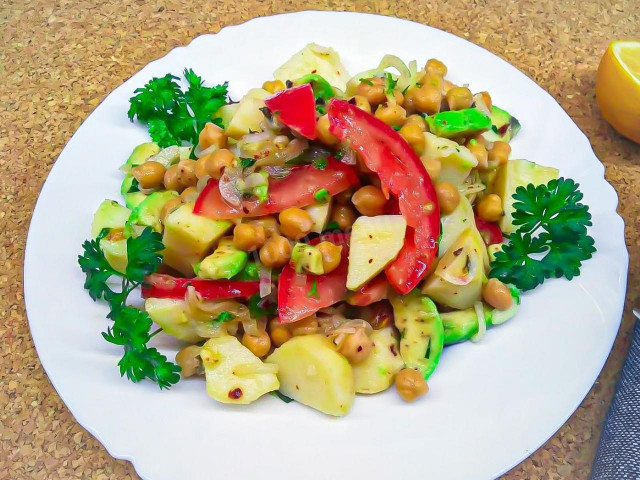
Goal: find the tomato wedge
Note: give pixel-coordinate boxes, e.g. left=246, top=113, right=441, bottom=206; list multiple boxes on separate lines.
left=277, top=233, right=349, bottom=324
left=142, top=274, right=259, bottom=300
left=194, top=158, right=359, bottom=219
left=328, top=100, right=440, bottom=294
left=345, top=274, right=389, bottom=306
left=265, top=84, right=317, bottom=140
left=474, top=215, right=504, bottom=245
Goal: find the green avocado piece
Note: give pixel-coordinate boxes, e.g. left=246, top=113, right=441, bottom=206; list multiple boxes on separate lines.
left=124, top=192, right=147, bottom=210
left=291, top=243, right=325, bottom=275
left=121, top=142, right=161, bottom=172
left=481, top=105, right=521, bottom=143
left=232, top=262, right=260, bottom=281
left=197, top=237, right=248, bottom=280
left=91, top=200, right=131, bottom=238
left=148, top=145, right=193, bottom=169
left=120, top=174, right=140, bottom=196
left=441, top=287, right=520, bottom=345
left=125, top=190, right=178, bottom=236
left=294, top=74, right=335, bottom=113
left=425, top=108, right=491, bottom=139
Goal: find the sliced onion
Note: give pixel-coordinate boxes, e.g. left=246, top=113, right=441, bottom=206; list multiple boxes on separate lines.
left=138, top=186, right=159, bottom=195
left=339, top=148, right=357, bottom=165
left=245, top=172, right=268, bottom=189
left=196, top=175, right=212, bottom=192
left=242, top=131, right=273, bottom=144
left=471, top=302, right=487, bottom=343
left=218, top=167, right=243, bottom=208
left=264, top=165, right=292, bottom=178
left=436, top=247, right=479, bottom=286
left=473, top=93, right=492, bottom=117
left=261, top=138, right=308, bottom=167
left=194, top=143, right=219, bottom=158
left=259, top=266, right=272, bottom=298
left=377, top=55, right=412, bottom=91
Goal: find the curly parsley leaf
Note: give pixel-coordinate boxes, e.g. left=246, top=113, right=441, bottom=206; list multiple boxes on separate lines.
left=125, top=228, right=164, bottom=283
left=385, top=73, right=398, bottom=95
left=78, top=237, right=120, bottom=301
left=118, top=347, right=181, bottom=389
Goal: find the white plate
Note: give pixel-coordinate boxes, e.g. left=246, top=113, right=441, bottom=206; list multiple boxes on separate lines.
left=24, top=11, right=628, bottom=480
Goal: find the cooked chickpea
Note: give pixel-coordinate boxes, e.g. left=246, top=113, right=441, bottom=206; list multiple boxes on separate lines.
left=242, top=330, right=271, bottom=357
left=180, top=186, right=199, bottom=202
left=163, top=160, right=197, bottom=192
left=443, top=79, right=457, bottom=94
left=131, top=161, right=166, bottom=189
left=248, top=216, right=280, bottom=238
left=413, top=84, right=442, bottom=115
left=390, top=89, right=404, bottom=105
left=205, top=149, right=235, bottom=180
left=315, top=241, right=343, bottom=274
left=425, top=58, right=448, bottom=77
left=483, top=278, right=513, bottom=311
left=330, top=205, right=357, bottom=231
left=262, top=79, right=285, bottom=94
left=404, top=114, right=427, bottom=131
left=334, top=188, right=353, bottom=205
left=316, top=114, right=339, bottom=147
left=395, top=368, right=428, bottom=402
left=467, top=141, right=489, bottom=169
left=488, top=141, right=511, bottom=165
left=351, top=185, right=388, bottom=216
left=160, top=197, right=182, bottom=223
left=233, top=223, right=266, bottom=252
left=422, top=73, right=444, bottom=92
left=421, top=155, right=441, bottom=182
left=477, top=194, right=503, bottom=223
left=435, top=181, right=461, bottom=215
left=198, top=122, right=227, bottom=150
left=337, top=328, right=374, bottom=364
left=356, top=77, right=386, bottom=106
left=273, top=135, right=290, bottom=149
left=278, top=207, right=313, bottom=240
left=259, top=234, right=292, bottom=268
left=269, top=318, right=292, bottom=347
left=290, top=315, right=320, bottom=336
left=175, top=345, right=202, bottom=378
left=402, top=87, right=417, bottom=114
left=399, top=123, right=426, bottom=154
left=446, top=86, right=473, bottom=111
left=351, top=95, right=372, bottom=114
left=374, top=102, right=407, bottom=126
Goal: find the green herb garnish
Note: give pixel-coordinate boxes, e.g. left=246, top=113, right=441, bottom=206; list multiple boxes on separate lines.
left=271, top=390, right=294, bottom=403
left=359, top=78, right=374, bottom=86
left=314, top=188, right=330, bottom=203
left=240, top=158, right=256, bottom=169
left=385, top=73, right=398, bottom=95
left=306, top=278, right=320, bottom=299
left=213, top=311, right=235, bottom=323
left=313, top=157, right=328, bottom=170
left=248, top=294, right=277, bottom=319
left=392, top=125, right=402, bottom=131
left=326, top=221, right=340, bottom=231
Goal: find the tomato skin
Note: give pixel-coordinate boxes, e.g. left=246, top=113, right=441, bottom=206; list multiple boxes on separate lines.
left=345, top=274, right=389, bottom=306
left=264, top=84, right=317, bottom=140
left=141, top=274, right=259, bottom=299
left=474, top=215, right=504, bottom=245
left=328, top=100, right=440, bottom=294
left=193, top=159, right=359, bottom=219
left=277, top=233, right=349, bottom=324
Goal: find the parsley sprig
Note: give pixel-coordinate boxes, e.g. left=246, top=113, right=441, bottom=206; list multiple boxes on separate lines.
left=489, top=178, right=596, bottom=291
left=78, top=228, right=181, bottom=388
left=128, top=69, right=228, bottom=147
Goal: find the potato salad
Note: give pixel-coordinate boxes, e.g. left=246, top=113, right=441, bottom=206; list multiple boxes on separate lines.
left=79, top=43, right=595, bottom=416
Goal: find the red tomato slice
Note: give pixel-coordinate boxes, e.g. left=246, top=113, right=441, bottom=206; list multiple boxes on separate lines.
left=277, top=233, right=349, bottom=324
left=265, top=84, right=317, bottom=140
left=142, top=274, right=259, bottom=300
left=474, top=215, right=504, bottom=245
left=328, top=100, right=440, bottom=294
left=345, top=274, right=389, bottom=306
left=193, top=159, right=359, bottom=219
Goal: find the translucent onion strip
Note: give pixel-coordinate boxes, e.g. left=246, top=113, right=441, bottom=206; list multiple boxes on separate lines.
left=471, top=301, right=487, bottom=343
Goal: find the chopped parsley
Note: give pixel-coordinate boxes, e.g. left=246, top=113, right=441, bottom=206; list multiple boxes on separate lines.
left=359, top=78, right=374, bottom=86
left=314, top=188, right=330, bottom=203
left=312, top=157, right=328, bottom=170
left=385, top=73, right=398, bottom=95
left=240, top=158, right=256, bottom=169
left=213, top=311, right=235, bottom=323
left=306, top=278, right=320, bottom=299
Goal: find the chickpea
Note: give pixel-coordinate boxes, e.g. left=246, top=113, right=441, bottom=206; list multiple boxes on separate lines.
left=242, top=330, right=271, bottom=357
left=446, top=86, right=473, bottom=111
left=330, top=205, right=357, bottom=231
left=131, top=161, right=166, bottom=189
left=198, top=122, right=227, bottom=150
left=402, top=87, right=417, bottom=114
left=279, top=207, right=313, bottom=240
left=247, top=216, right=280, bottom=238
left=435, top=182, right=460, bottom=215
left=269, top=318, right=292, bottom=347
left=334, top=188, right=353, bottom=205
left=443, top=79, right=457, bottom=94
left=350, top=95, right=372, bottom=114
left=356, top=77, right=386, bottom=106
left=315, top=241, right=343, bottom=274
left=262, top=79, right=285, bottom=94
left=316, top=114, right=339, bottom=147
left=205, top=149, right=235, bottom=180
left=413, top=84, right=442, bottom=115
left=477, top=194, right=503, bottom=223
left=488, top=141, right=511, bottom=165
left=404, top=114, right=427, bottom=131
left=467, top=141, right=489, bottom=169
left=337, top=328, right=374, bottom=364
left=390, top=89, right=404, bottom=106
left=425, top=58, right=448, bottom=77
left=374, top=102, right=407, bottom=126
left=175, top=345, right=202, bottom=378
left=399, top=123, right=426, bottom=154
left=422, top=73, right=444, bottom=92
left=259, top=234, right=292, bottom=268
left=160, top=197, right=182, bottom=223
left=421, top=155, right=441, bottom=182
left=290, top=315, right=319, bottom=336
left=351, top=185, right=388, bottom=216
left=483, top=278, right=513, bottom=311
left=395, top=368, right=428, bottom=402
left=164, top=160, right=197, bottom=192
left=180, top=186, right=199, bottom=203
left=233, top=223, right=266, bottom=252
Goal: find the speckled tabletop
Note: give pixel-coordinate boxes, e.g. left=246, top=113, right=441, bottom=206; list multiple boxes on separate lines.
left=1, top=1, right=639, bottom=479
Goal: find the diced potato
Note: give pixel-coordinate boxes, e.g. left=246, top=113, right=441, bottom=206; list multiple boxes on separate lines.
left=162, top=202, right=233, bottom=276
left=439, top=195, right=489, bottom=270
left=305, top=199, right=332, bottom=234
left=347, top=215, right=407, bottom=291
left=266, top=335, right=355, bottom=416
left=100, top=237, right=127, bottom=274
left=226, top=88, right=271, bottom=140
left=273, top=43, right=351, bottom=91
left=493, top=159, right=559, bottom=233
left=91, top=200, right=131, bottom=238
left=215, top=103, right=240, bottom=129
left=353, top=327, right=404, bottom=394
left=144, top=298, right=203, bottom=343
left=201, top=336, right=279, bottom=405
left=422, top=132, right=478, bottom=186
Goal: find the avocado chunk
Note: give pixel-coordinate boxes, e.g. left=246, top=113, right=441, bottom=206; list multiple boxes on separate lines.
left=291, top=243, right=324, bottom=275
left=99, top=230, right=128, bottom=274
left=147, top=145, right=192, bottom=169
left=422, top=132, right=478, bottom=186
left=481, top=105, right=521, bottom=143
left=91, top=200, right=131, bottom=238
left=120, top=174, right=139, bottom=195
left=232, top=262, right=260, bottom=281
left=425, top=108, right=491, bottom=139
left=197, top=237, right=248, bottom=280
left=121, top=142, right=161, bottom=172
left=125, top=190, right=178, bottom=236
left=352, top=327, right=404, bottom=394
left=162, top=202, right=233, bottom=276
left=215, top=103, right=240, bottom=129
left=124, top=192, right=147, bottom=210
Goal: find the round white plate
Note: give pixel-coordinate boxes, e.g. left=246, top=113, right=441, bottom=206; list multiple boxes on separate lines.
left=25, top=11, right=628, bottom=480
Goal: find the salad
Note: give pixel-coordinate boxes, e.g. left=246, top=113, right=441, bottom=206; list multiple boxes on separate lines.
left=79, top=44, right=595, bottom=416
